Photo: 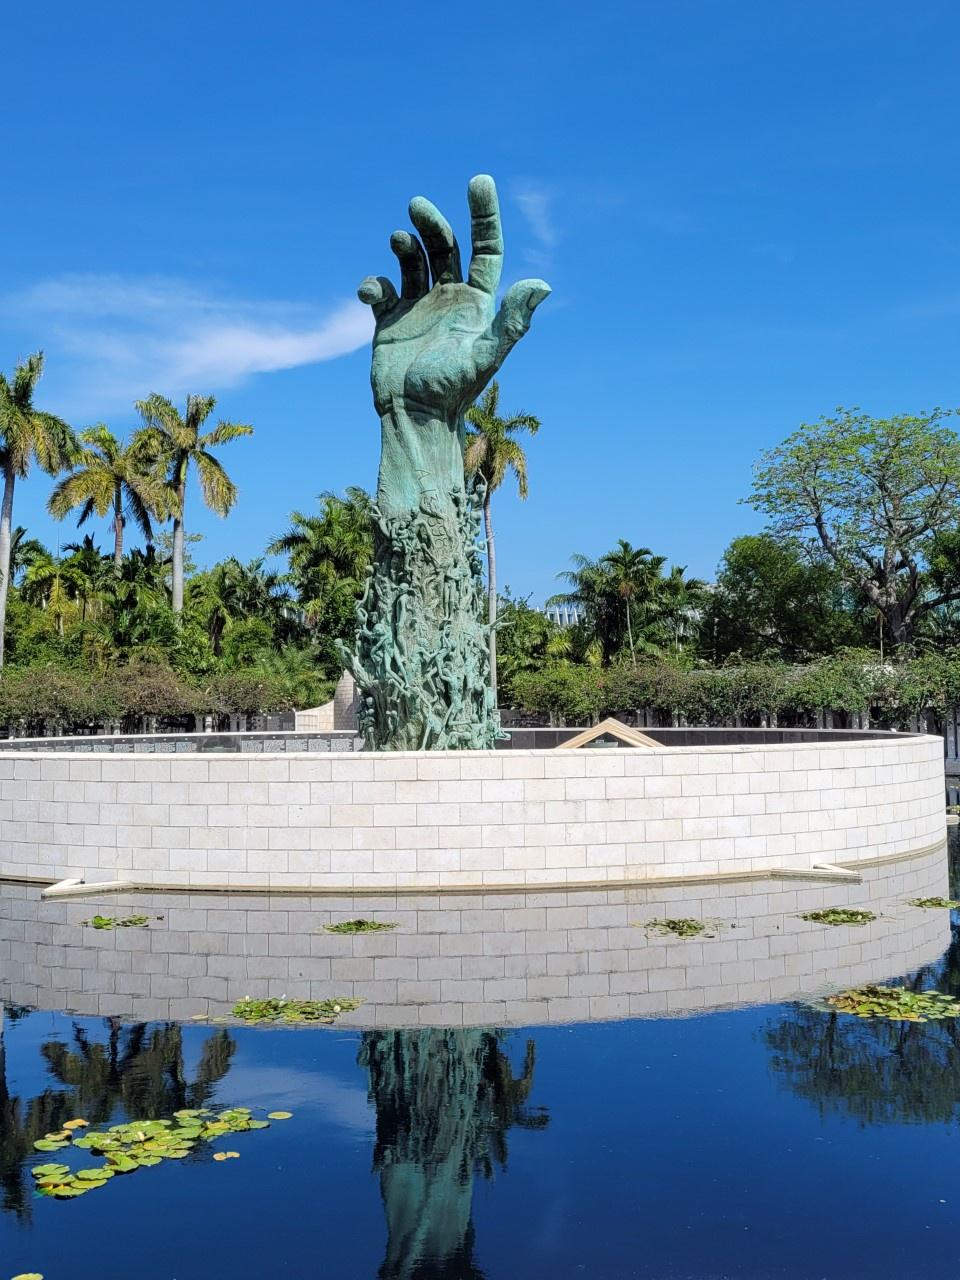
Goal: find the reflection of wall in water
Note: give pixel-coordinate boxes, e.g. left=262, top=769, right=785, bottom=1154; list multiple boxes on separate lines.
left=360, top=1029, right=547, bottom=1279
left=0, top=848, right=951, bottom=1027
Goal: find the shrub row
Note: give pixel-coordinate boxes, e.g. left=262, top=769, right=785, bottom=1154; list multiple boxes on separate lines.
left=0, top=662, right=319, bottom=737
left=509, top=650, right=960, bottom=729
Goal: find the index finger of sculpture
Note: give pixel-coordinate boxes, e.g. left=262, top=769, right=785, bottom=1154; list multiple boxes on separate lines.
left=466, top=174, right=503, bottom=295
left=390, top=230, right=429, bottom=300
left=409, top=196, right=463, bottom=286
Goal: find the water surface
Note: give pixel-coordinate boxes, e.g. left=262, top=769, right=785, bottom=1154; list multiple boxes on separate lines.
left=2, top=843, right=959, bottom=1279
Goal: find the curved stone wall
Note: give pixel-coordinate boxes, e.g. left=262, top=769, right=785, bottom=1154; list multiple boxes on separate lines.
left=0, top=733, right=945, bottom=892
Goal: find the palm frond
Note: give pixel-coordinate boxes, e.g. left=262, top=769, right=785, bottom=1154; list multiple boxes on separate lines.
left=201, top=420, right=253, bottom=448
left=194, top=450, right=238, bottom=516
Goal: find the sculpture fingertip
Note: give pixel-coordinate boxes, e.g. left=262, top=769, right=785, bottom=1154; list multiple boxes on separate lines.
left=358, top=277, right=381, bottom=305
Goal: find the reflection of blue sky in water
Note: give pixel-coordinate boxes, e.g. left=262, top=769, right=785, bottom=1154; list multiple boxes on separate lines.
left=5, top=995, right=960, bottom=1277
left=224, top=1061, right=374, bottom=1136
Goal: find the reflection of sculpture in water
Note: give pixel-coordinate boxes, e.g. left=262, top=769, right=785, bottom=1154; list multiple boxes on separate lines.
left=340, top=175, right=550, bottom=751
left=765, top=925, right=960, bottom=1126
left=0, top=1012, right=235, bottom=1222
left=359, top=1028, right=548, bottom=1278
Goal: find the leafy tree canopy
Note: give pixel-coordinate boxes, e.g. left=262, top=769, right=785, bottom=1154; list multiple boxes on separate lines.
left=749, top=407, right=960, bottom=648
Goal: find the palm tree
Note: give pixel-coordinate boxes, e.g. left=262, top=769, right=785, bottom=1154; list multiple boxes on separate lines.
left=134, top=394, right=253, bottom=614
left=0, top=352, right=77, bottom=665
left=269, top=487, right=372, bottom=622
left=63, top=535, right=112, bottom=621
left=659, top=564, right=707, bottom=654
left=549, top=553, right=622, bottom=666
left=20, top=548, right=86, bottom=636
left=600, top=540, right=659, bottom=669
left=550, top=544, right=670, bottom=667
left=8, top=526, right=48, bottom=583
left=188, top=557, right=290, bottom=656
left=48, top=424, right=169, bottom=571
left=465, top=381, right=541, bottom=702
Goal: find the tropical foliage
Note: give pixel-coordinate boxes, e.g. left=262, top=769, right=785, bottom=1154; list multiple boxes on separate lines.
left=6, top=349, right=960, bottom=737
left=0, top=352, right=77, bottom=666
left=748, top=408, right=960, bottom=650
left=465, top=380, right=540, bottom=700
left=134, top=393, right=253, bottom=613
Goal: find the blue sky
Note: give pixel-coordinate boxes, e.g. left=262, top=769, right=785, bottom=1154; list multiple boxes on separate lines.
left=2, top=1, right=959, bottom=602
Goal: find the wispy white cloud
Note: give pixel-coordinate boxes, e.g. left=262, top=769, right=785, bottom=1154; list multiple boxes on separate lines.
left=512, top=180, right=559, bottom=273
left=3, top=273, right=373, bottom=416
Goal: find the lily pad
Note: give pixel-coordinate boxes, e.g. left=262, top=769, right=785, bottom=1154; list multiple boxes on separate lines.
left=824, top=984, right=960, bottom=1022
left=33, top=1139, right=68, bottom=1152
left=324, top=918, right=398, bottom=934
left=639, top=917, right=714, bottom=938
left=800, top=908, right=876, bottom=926
left=267, top=1111, right=292, bottom=1120
left=231, top=996, right=362, bottom=1024
left=12, top=1272, right=44, bottom=1278
left=31, top=1100, right=286, bottom=1202
left=81, top=913, right=160, bottom=929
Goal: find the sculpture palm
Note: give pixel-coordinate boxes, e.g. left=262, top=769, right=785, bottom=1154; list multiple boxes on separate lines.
left=344, top=175, right=550, bottom=749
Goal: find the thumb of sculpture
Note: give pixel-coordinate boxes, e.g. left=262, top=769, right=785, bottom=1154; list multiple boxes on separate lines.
left=495, top=279, right=552, bottom=345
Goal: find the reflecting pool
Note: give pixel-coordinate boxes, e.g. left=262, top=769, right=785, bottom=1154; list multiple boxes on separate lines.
left=3, top=841, right=960, bottom=1278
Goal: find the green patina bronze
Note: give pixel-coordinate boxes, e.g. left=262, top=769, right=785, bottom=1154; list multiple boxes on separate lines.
left=339, top=175, right=550, bottom=750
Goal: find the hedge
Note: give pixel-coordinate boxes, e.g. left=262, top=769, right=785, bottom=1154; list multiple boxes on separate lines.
left=0, top=661, right=309, bottom=737
left=509, top=650, right=960, bottom=730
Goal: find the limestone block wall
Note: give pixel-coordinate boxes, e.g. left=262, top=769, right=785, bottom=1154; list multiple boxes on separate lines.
left=0, top=735, right=945, bottom=892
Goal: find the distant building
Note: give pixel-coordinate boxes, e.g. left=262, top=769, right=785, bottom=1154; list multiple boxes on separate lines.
left=543, top=602, right=585, bottom=627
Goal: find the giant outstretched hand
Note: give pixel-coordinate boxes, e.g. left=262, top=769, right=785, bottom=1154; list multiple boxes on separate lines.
left=344, top=174, right=548, bottom=750
left=358, top=174, right=550, bottom=517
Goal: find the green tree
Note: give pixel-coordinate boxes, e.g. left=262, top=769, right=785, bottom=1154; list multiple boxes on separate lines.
left=494, top=590, right=570, bottom=702
left=749, top=408, right=960, bottom=649
left=0, top=352, right=77, bottom=665
left=548, top=553, right=624, bottom=666
left=465, top=380, right=541, bottom=701
left=659, top=563, right=707, bottom=656
left=599, top=540, right=660, bottom=668
left=62, top=535, right=111, bottom=622
left=8, top=526, right=48, bottom=583
left=48, top=424, right=169, bottom=571
left=20, top=548, right=86, bottom=636
left=550, top=543, right=681, bottom=666
left=704, top=534, right=866, bottom=662
left=134, top=394, right=253, bottom=614
left=187, top=557, right=291, bottom=657
left=269, top=487, right=372, bottom=672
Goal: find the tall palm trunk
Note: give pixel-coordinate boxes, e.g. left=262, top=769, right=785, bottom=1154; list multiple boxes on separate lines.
left=171, top=475, right=186, bottom=615
left=113, top=484, right=124, bottom=572
left=0, top=467, right=16, bottom=669
left=483, top=491, right=497, bottom=702
left=625, top=596, right=637, bottom=669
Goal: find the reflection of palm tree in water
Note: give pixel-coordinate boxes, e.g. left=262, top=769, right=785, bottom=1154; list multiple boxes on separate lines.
left=0, top=1013, right=235, bottom=1221
left=360, top=1029, right=548, bottom=1279
left=765, top=921, right=960, bottom=1126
